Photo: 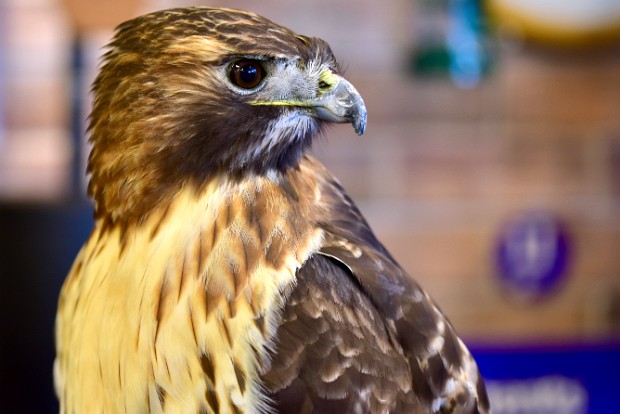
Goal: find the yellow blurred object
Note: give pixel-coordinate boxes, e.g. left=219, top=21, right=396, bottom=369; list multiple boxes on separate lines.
left=486, top=0, right=620, bottom=48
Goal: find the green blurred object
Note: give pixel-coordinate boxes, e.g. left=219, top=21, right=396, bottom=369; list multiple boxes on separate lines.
left=409, top=0, right=451, bottom=77
left=410, top=43, right=452, bottom=76
left=409, top=0, right=494, bottom=87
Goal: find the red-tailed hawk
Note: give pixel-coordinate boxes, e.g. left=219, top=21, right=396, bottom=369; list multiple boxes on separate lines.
left=55, top=7, right=489, bottom=413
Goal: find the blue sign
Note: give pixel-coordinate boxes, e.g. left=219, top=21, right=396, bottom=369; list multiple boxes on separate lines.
left=472, top=342, right=620, bottom=414
left=496, top=211, right=570, bottom=299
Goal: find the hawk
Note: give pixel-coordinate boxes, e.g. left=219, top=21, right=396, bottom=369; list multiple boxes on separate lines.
left=55, top=7, right=489, bottom=414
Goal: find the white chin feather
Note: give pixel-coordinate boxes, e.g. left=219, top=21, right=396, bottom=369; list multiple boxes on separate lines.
left=241, top=112, right=318, bottom=167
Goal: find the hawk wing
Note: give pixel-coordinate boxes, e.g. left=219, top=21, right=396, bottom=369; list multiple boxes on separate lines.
left=261, top=157, right=489, bottom=414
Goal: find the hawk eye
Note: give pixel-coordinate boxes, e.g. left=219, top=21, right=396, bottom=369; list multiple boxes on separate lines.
left=229, top=59, right=266, bottom=89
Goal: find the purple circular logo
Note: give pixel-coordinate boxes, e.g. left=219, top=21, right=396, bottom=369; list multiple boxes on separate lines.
left=496, top=211, right=570, bottom=300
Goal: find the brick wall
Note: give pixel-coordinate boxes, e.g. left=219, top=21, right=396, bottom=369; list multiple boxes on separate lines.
left=322, top=49, right=620, bottom=341
left=2, top=0, right=619, bottom=341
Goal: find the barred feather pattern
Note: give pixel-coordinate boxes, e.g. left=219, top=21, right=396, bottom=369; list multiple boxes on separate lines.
left=55, top=170, right=324, bottom=413
left=259, top=158, right=489, bottom=413
left=55, top=6, right=488, bottom=413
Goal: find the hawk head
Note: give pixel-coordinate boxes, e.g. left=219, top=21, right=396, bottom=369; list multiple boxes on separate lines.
left=87, top=7, right=366, bottom=223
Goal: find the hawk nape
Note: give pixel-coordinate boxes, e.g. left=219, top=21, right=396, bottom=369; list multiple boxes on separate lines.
left=54, top=7, right=489, bottom=414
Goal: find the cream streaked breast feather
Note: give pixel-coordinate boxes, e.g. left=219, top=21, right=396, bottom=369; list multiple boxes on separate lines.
left=55, top=171, right=324, bottom=414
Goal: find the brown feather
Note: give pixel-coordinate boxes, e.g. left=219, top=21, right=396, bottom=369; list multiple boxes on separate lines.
left=55, top=6, right=488, bottom=414
left=260, top=157, right=490, bottom=413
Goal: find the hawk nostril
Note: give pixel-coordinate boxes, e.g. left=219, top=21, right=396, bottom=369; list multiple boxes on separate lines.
left=319, top=80, right=330, bottom=90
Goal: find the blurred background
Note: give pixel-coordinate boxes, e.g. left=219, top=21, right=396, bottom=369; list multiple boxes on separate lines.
left=1, top=0, right=620, bottom=412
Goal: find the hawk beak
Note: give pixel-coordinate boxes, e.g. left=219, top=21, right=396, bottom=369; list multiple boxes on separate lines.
left=249, top=71, right=367, bottom=135
left=310, top=74, right=367, bottom=136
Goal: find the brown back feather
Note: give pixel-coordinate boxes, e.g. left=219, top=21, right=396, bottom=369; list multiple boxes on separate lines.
left=261, top=157, right=490, bottom=413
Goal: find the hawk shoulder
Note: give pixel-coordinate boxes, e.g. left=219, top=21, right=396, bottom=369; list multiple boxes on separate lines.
left=261, top=157, right=490, bottom=413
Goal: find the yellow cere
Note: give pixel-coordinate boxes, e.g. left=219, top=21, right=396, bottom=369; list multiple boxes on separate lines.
left=317, top=69, right=339, bottom=93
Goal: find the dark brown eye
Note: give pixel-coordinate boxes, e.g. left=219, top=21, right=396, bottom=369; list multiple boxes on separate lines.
left=229, top=59, right=266, bottom=89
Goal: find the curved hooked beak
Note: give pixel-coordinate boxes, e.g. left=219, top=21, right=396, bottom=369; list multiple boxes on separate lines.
left=250, top=71, right=367, bottom=136
left=310, top=74, right=367, bottom=135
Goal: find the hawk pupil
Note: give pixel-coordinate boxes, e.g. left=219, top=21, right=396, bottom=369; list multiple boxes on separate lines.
left=241, top=65, right=257, bottom=82
left=230, top=59, right=265, bottom=89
